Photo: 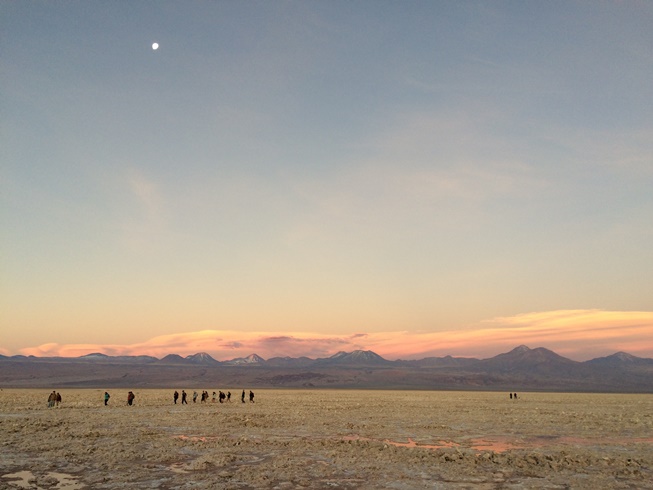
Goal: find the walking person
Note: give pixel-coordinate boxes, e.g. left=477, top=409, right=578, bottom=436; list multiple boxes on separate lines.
left=174, top=391, right=179, bottom=404
left=104, top=392, right=110, bottom=406
left=127, top=391, right=135, bottom=406
left=182, top=390, right=187, bottom=404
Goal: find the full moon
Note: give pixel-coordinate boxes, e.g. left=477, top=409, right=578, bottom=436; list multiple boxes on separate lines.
left=152, top=43, right=159, bottom=50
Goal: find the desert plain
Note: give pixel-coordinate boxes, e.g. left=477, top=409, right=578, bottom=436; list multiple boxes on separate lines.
left=0, top=389, right=651, bottom=489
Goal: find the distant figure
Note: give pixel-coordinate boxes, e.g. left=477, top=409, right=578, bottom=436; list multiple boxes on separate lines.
left=174, top=391, right=179, bottom=404
left=104, top=392, right=110, bottom=406
left=509, top=393, right=513, bottom=400
left=193, top=391, right=198, bottom=403
left=47, top=391, right=56, bottom=408
left=56, top=393, right=62, bottom=407
left=241, top=390, right=246, bottom=403
left=212, top=392, right=217, bottom=402
left=182, top=390, right=187, bottom=404
left=513, top=393, right=518, bottom=400
left=127, top=391, right=135, bottom=406
left=201, top=391, right=206, bottom=403
left=227, top=391, right=231, bottom=402
left=249, top=391, right=255, bottom=403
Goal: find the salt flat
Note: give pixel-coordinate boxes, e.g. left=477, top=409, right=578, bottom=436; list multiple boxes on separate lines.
left=1, top=389, right=651, bottom=489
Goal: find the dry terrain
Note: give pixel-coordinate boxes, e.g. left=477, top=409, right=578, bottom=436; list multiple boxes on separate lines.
left=1, top=389, right=651, bottom=489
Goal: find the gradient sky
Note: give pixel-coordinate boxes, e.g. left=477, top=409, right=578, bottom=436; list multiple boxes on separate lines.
left=2, top=1, right=652, bottom=361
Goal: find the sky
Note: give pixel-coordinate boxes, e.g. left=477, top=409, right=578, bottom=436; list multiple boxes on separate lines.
left=2, top=1, right=652, bottom=362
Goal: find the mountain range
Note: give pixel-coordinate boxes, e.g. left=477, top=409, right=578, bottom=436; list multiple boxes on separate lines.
left=1, top=346, right=652, bottom=392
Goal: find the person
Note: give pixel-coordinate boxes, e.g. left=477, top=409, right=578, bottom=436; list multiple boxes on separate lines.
left=127, top=391, right=135, bottom=406
left=182, top=390, right=187, bottom=404
left=104, top=392, right=110, bottom=406
left=56, top=392, right=62, bottom=407
left=510, top=393, right=513, bottom=399
left=249, top=390, right=254, bottom=403
left=241, top=390, right=246, bottom=403
left=174, top=391, right=179, bottom=404
left=513, top=393, right=518, bottom=399
left=193, top=391, right=198, bottom=403
left=227, top=391, right=231, bottom=402
left=47, top=391, right=56, bottom=408
left=218, top=391, right=225, bottom=403
left=212, top=392, right=216, bottom=403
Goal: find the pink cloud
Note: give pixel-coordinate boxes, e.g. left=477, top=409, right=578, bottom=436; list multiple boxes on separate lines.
left=16, top=310, right=653, bottom=361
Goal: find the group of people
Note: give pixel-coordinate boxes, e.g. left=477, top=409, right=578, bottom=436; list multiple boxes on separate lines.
left=173, top=389, right=255, bottom=404
left=509, top=392, right=519, bottom=399
left=48, top=389, right=256, bottom=407
left=47, top=391, right=61, bottom=407
left=99, top=391, right=133, bottom=406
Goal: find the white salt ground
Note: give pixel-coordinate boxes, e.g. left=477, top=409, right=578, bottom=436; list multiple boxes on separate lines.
left=1, top=389, right=651, bottom=489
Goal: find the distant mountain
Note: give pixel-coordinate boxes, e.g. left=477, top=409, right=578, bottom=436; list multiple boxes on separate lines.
left=223, top=353, right=266, bottom=365
left=1, top=346, right=652, bottom=392
left=266, top=356, right=314, bottom=367
left=185, top=352, right=220, bottom=365
left=80, top=353, right=110, bottom=360
left=317, top=350, right=391, bottom=366
left=159, top=354, right=187, bottom=364
left=585, top=352, right=653, bottom=367
left=477, top=345, right=578, bottom=376
left=78, top=353, right=158, bottom=363
left=398, top=355, right=480, bottom=368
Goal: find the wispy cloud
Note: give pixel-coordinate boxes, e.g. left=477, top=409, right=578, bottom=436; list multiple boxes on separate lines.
left=17, top=310, right=653, bottom=361
left=287, top=110, right=545, bottom=241
left=127, top=168, right=163, bottom=218
left=117, top=167, right=167, bottom=250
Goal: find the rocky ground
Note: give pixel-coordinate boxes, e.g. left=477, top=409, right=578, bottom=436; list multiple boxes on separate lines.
left=0, top=389, right=651, bottom=489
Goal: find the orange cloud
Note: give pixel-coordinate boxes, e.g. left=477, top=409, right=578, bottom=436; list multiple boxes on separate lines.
left=17, top=310, right=653, bottom=361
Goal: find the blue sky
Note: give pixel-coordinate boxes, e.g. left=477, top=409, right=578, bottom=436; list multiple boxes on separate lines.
left=2, top=1, right=652, bottom=360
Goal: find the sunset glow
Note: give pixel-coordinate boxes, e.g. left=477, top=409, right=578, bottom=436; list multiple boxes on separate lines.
left=14, top=310, right=653, bottom=362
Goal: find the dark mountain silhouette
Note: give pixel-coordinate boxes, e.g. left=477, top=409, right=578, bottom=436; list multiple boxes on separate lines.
left=158, top=354, right=187, bottom=364
left=266, top=356, right=314, bottom=367
left=584, top=351, right=653, bottom=367
left=1, top=346, right=652, bottom=392
left=397, top=355, right=480, bottom=368
left=476, top=345, right=579, bottom=375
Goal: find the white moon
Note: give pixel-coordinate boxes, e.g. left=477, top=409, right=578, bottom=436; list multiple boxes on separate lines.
left=152, top=42, right=159, bottom=50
